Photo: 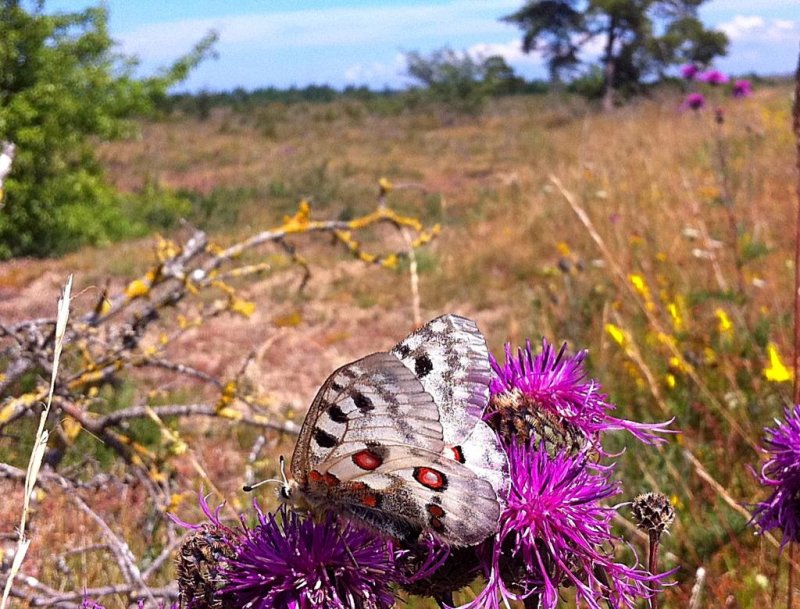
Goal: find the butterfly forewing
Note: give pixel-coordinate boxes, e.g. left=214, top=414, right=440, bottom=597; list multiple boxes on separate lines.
left=292, top=352, right=444, bottom=484
left=390, top=314, right=492, bottom=445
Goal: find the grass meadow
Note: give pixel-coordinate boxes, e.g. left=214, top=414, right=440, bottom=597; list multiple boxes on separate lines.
left=1, top=84, right=797, bottom=607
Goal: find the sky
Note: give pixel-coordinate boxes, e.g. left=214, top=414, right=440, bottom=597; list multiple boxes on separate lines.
left=46, top=0, right=800, bottom=92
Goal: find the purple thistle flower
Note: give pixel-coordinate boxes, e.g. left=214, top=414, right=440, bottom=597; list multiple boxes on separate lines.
left=488, top=339, right=672, bottom=448
left=751, top=405, right=800, bottom=547
left=681, top=93, right=706, bottom=111
left=460, top=443, right=667, bottom=609
left=698, top=70, right=729, bottom=85
left=732, top=79, right=753, bottom=98
left=680, top=64, right=699, bottom=80
left=226, top=503, right=399, bottom=609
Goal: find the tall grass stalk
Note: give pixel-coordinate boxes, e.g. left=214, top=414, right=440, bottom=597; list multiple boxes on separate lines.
left=0, top=275, right=72, bottom=609
left=789, top=43, right=800, bottom=609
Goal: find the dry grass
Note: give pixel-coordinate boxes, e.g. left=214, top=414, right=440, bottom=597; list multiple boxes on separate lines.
left=2, top=85, right=796, bottom=607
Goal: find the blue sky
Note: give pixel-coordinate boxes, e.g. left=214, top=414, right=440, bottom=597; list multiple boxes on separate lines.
left=47, top=0, right=800, bottom=92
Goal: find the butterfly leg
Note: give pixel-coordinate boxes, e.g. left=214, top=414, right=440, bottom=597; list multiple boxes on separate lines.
left=338, top=530, right=361, bottom=569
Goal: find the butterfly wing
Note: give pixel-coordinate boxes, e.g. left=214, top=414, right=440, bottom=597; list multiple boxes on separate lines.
left=390, top=314, right=492, bottom=445
left=391, top=314, right=509, bottom=503
left=291, top=352, right=444, bottom=484
left=308, top=442, right=503, bottom=546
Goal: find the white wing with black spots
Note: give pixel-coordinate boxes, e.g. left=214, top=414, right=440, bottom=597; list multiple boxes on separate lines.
left=390, top=314, right=492, bottom=445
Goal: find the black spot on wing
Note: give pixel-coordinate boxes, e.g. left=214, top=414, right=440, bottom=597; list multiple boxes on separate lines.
left=414, top=354, right=433, bottom=378
left=327, top=403, right=348, bottom=424
left=352, top=390, right=374, bottom=413
left=330, top=381, right=344, bottom=392
left=313, top=427, right=338, bottom=448
left=395, top=344, right=411, bottom=358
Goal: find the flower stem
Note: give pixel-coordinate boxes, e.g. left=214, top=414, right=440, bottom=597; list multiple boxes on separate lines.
left=649, top=532, right=661, bottom=609
left=792, top=39, right=800, bottom=609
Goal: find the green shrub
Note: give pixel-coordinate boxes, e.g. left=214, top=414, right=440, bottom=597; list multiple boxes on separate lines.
left=0, top=2, right=215, bottom=258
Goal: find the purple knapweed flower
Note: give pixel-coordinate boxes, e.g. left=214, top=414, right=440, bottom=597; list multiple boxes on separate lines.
left=173, top=494, right=404, bottom=609
left=680, top=64, right=699, bottom=80
left=681, top=93, right=706, bottom=111
left=226, top=503, right=399, bottom=609
left=461, top=443, right=667, bottom=609
left=488, top=339, right=672, bottom=449
left=751, top=405, right=800, bottom=547
left=698, top=70, right=729, bottom=85
left=732, top=79, right=753, bottom=98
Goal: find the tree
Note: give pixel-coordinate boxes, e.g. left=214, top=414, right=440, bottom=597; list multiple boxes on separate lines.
left=503, top=0, right=584, bottom=87
left=0, top=1, right=216, bottom=258
left=405, top=48, right=525, bottom=116
left=504, top=0, right=728, bottom=109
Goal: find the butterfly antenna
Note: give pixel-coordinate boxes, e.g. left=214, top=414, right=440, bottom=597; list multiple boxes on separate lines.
left=243, top=457, right=291, bottom=493
left=242, top=478, right=282, bottom=492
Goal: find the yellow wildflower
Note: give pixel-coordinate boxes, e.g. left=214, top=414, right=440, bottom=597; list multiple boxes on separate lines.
left=764, top=343, right=792, bottom=383
left=605, top=323, right=626, bottom=347
left=714, top=308, right=732, bottom=334
left=667, top=302, right=683, bottom=332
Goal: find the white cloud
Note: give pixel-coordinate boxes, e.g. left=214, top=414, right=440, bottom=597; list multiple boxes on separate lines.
left=467, top=39, right=531, bottom=63
left=344, top=54, right=406, bottom=85
left=718, top=14, right=799, bottom=42
left=117, top=0, right=520, bottom=62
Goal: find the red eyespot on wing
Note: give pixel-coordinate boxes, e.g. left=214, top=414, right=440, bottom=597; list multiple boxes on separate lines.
left=349, top=481, right=367, bottom=492
left=429, top=516, right=445, bottom=532
left=413, top=466, right=448, bottom=491
left=323, top=472, right=340, bottom=487
left=361, top=493, right=380, bottom=508
left=446, top=445, right=465, bottom=463
left=427, top=503, right=445, bottom=518
left=352, top=449, right=383, bottom=471
left=308, top=470, right=324, bottom=483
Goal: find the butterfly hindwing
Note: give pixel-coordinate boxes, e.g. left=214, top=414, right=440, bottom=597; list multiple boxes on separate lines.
left=390, top=314, right=492, bottom=445
left=307, top=442, right=502, bottom=547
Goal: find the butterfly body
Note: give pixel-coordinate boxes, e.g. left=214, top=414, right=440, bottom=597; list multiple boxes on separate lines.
left=282, top=315, right=509, bottom=547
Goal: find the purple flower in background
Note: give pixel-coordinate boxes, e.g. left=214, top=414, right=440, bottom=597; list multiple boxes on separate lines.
left=226, top=504, right=398, bottom=609
left=681, top=93, right=706, bottom=111
left=698, top=70, right=729, bottom=85
left=751, top=405, right=800, bottom=547
left=680, top=64, right=699, bottom=80
left=462, top=443, right=666, bottom=609
left=732, top=79, right=753, bottom=98
left=488, top=339, right=672, bottom=448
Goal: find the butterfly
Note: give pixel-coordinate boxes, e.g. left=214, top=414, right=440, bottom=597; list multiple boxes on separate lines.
left=278, top=314, right=509, bottom=547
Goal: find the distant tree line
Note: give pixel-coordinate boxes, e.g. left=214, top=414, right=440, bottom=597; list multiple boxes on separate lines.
left=164, top=55, right=551, bottom=120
